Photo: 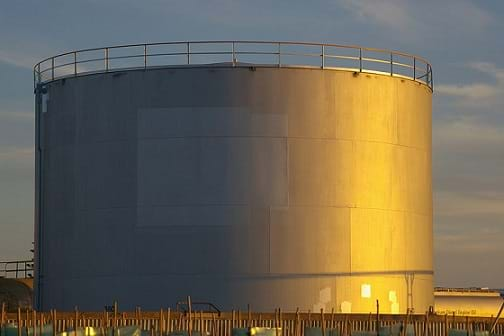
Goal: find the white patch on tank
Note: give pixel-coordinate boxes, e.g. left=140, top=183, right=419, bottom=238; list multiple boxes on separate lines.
left=319, top=287, right=331, bottom=304
left=389, top=290, right=397, bottom=303
left=341, top=301, right=352, bottom=313
left=361, top=284, right=371, bottom=298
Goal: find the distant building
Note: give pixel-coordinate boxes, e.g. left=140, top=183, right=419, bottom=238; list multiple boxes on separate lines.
left=434, top=287, right=504, bottom=317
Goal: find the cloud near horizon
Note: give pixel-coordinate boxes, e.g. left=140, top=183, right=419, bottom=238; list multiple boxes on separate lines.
left=436, top=62, right=504, bottom=103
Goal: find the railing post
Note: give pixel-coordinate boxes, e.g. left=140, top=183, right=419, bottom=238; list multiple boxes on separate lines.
left=359, top=48, right=362, bottom=72
left=187, top=42, right=190, bottom=65
left=390, top=53, right=393, bottom=76
left=321, top=45, right=325, bottom=69
left=426, top=63, right=429, bottom=87
left=144, top=45, right=147, bottom=69
left=232, top=42, right=236, bottom=66
left=413, top=57, right=416, bottom=80
left=51, top=57, right=55, bottom=80
left=429, top=64, right=433, bottom=89
left=278, top=42, right=281, bottom=67
left=74, top=52, right=77, bottom=76
left=38, top=64, right=41, bottom=84
left=105, top=48, right=109, bottom=71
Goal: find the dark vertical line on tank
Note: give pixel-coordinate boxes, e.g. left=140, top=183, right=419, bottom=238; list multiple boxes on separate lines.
left=395, top=80, right=399, bottom=145
left=349, top=139, right=354, bottom=277
left=286, top=135, right=289, bottom=207
left=71, top=79, right=78, bottom=299
left=268, top=206, right=271, bottom=274
left=34, top=84, right=44, bottom=310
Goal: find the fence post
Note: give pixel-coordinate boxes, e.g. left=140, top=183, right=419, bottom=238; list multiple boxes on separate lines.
left=17, top=307, right=22, bottom=336
left=1, top=302, right=5, bottom=330
left=51, top=58, right=55, bottom=81
left=188, top=296, right=192, bottom=336
left=52, top=309, right=57, bottom=336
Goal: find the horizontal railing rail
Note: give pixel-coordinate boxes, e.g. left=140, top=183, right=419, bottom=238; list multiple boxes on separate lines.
left=33, top=41, right=433, bottom=90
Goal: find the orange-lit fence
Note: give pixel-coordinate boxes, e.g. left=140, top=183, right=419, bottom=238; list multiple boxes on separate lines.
left=2, top=308, right=503, bottom=336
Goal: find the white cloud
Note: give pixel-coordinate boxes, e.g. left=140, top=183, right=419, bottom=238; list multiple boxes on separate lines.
left=468, top=62, right=504, bottom=81
left=436, top=83, right=498, bottom=100
left=0, top=110, right=34, bottom=122
left=0, top=146, right=33, bottom=158
left=337, top=0, right=413, bottom=30
left=436, top=62, right=504, bottom=104
left=435, top=231, right=504, bottom=253
left=336, top=0, right=494, bottom=44
left=434, top=116, right=504, bottom=147
left=433, top=117, right=504, bottom=219
left=0, top=49, right=38, bottom=69
left=435, top=191, right=504, bottom=217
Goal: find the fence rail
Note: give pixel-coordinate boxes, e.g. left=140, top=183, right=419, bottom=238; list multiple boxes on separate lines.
left=2, top=310, right=502, bottom=336
left=33, top=41, right=433, bottom=90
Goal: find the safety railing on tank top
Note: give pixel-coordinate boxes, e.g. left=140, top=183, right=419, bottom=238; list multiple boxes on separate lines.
left=33, top=41, right=433, bottom=90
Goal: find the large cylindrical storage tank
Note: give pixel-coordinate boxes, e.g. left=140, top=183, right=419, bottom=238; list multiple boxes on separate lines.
left=34, top=41, right=433, bottom=313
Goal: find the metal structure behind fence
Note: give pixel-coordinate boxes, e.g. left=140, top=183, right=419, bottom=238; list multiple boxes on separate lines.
left=33, top=41, right=433, bottom=90
left=2, top=310, right=503, bottom=336
left=0, top=260, right=34, bottom=279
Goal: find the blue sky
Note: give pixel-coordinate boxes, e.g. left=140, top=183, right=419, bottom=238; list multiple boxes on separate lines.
left=0, top=0, right=503, bottom=287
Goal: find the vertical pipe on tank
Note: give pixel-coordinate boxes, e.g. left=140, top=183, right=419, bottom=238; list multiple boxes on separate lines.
left=34, top=83, right=44, bottom=310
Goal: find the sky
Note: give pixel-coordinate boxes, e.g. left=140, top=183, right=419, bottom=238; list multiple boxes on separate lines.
left=0, top=0, right=503, bottom=288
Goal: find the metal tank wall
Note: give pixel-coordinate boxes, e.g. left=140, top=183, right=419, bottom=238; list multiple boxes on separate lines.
left=35, top=66, right=432, bottom=313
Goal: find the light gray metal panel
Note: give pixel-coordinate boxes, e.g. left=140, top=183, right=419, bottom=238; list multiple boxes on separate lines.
left=137, top=137, right=288, bottom=206
left=138, top=107, right=288, bottom=138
